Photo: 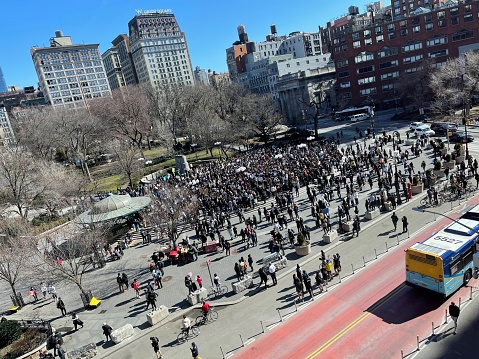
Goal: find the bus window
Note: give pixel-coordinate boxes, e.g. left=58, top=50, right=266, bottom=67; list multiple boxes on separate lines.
left=450, top=258, right=463, bottom=276
left=463, top=248, right=473, bottom=265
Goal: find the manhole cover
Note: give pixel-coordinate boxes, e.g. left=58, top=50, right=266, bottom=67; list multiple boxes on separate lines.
left=162, top=276, right=173, bottom=282
left=99, top=310, right=107, bottom=314
left=140, top=255, right=147, bottom=259
left=199, top=262, right=208, bottom=268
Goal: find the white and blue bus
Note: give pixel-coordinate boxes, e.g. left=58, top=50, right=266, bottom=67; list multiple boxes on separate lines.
left=405, top=206, right=479, bottom=297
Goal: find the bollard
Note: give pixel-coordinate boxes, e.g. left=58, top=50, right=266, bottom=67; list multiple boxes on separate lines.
left=261, top=320, right=265, bottom=333
left=408, top=229, right=410, bottom=238
left=338, top=273, right=341, bottom=283
left=397, top=234, right=399, bottom=245
left=459, top=297, right=461, bottom=308
left=386, top=242, right=389, bottom=252
left=417, top=335, right=420, bottom=351
left=351, top=263, right=355, bottom=274
left=277, top=309, right=283, bottom=322
left=239, top=333, right=245, bottom=347
left=444, top=309, right=448, bottom=324
left=363, top=256, right=366, bottom=267
left=470, top=286, right=473, bottom=300
left=374, top=248, right=377, bottom=259
left=432, top=322, right=435, bottom=336
left=294, top=299, right=298, bottom=312
left=220, top=346, right=226, bottom=359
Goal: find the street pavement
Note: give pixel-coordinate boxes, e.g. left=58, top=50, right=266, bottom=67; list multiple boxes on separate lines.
left=1, top=110, right=479, bottom=359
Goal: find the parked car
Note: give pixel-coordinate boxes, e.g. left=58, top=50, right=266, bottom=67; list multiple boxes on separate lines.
left=410, top=122, right=430, bottom=131
left=430, top=123, right=458, bottom=135
left=414, top=127, right=435, bottom=137
left=450, top=132, right=474, bottom=143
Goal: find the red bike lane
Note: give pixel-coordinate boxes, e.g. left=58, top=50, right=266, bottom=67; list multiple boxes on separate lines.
left=234, top=212, right=477, bottom=359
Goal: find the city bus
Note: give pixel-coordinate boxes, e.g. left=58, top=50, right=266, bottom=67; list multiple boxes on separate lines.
left=333, top=106, right=374, bottom=122
left=405, top=206, right=479, bottom=297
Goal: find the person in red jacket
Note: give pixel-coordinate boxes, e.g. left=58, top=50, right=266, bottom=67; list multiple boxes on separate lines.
left=132, top=279, right=140, bottom=299
left=201, top=300, right=210, bottom=319
left=196, top=275, right=203, bottom=289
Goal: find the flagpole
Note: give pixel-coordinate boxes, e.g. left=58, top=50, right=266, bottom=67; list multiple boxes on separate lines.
left=206, top=259, right=214, bottom=287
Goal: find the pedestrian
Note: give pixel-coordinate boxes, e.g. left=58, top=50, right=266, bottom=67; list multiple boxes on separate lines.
left=57, top=344, right=66, bottom=359
left=196, top=275, right=203, bottom=289
left=293, top=274, right=304, bottom=301
left=449, top=301, right=460, bottom=334
left=56, top=297, right=66, bottom=316
left=302, top=270, right=314, bottom=299
left=71, top=313, right=83, bottom=331
left=102, top=322, right=113, bottom=341
left=234, top=262, right=242, bottom=280
left=402, top=216, right=408, bottom=233
left=150, top=336, right=163, bottom=359
left=117, top=273, right=124, bottom=292
left=48, top=283, right=58, bottom=302
left=146, top=289, right=158, bottom=311
left=224, top=240, right=231, bottom=256
left=315, top=271, right=323, bottom=292
left=247, top=254, right=254, bottom=272
left=132, top=279, right=140, bottom=299
left=185, top=275, right=193, bottom=294
left=268, top=262, right=277, bottom=285
left=41, top=283, right=48, bottom=300
left=258, top=267, right=268, bottom=290
left=391, top=212, right=399, bottom=231
left=121, top=273, right=129, bottom=290
left=190, top=342, right=200, bottom=359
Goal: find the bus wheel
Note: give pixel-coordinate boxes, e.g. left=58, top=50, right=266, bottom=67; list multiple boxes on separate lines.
left=464, top=270, right=472, bottom=285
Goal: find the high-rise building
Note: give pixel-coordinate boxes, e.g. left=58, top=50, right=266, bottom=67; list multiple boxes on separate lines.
left=0, top=66, right=7, bottom=94
left=193, top=66, right=209, bottom=85
left=31, top=30, right=112, bottom=109
left=111, top=34, right=138, bottom=86
left=128, top=10, right=194, bottom=88
left=0, top=105, right=15, bottom=145
left=102, top=47, right=126, bottom=90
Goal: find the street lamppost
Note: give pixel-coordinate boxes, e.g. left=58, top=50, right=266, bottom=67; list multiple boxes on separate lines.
left=416, top=208, right=479, bottom=235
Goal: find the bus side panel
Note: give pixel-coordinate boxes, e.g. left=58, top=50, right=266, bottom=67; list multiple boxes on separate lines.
left=406, top=271, right=442, bottom=293
left=443, top=262, right=474, bottom=296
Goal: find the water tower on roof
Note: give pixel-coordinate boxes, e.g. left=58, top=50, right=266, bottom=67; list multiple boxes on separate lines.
left=237, top=24, right=248, bottom=43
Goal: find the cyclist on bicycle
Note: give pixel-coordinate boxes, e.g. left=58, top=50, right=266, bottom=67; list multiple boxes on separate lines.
left=213, top=273, right=221, bottom=288
left=181, top=314, right=191, bottom=335
left=201, top=300, right=210, bottom=319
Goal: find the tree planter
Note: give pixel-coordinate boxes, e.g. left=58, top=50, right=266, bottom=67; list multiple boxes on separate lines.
left=17, top=341, right=47, bottom=359
left=442, top=161, right=455, bottom=169
left=294, top=242, right=311, bottom=256
left=411, top=184, right=424, bottom=195
left=433, top=169, right=445, bottom=178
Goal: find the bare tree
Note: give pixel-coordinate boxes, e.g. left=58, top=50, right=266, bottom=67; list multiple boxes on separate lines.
left=0, top=147, right=75, bottom=220
left=145, top=185, right=199, bottom=247
left=108, top=139, right=143, bottom=188
left=0, top=219, right=35, bottom=298
left=396, top=60, right=435, bottom=111
left=245, top=94, right=285, bottom=143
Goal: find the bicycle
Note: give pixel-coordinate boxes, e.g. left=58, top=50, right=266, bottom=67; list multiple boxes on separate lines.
left=208, top=285, right=228, bottom=298
left=420, top=196, right=431, bottom=207
left=195, top=307, right=218, bottom=326
left=176, top=325, right=200, bottom=344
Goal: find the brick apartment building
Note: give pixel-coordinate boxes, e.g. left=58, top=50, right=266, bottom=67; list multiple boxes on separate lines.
left=324, top=0, right=479, bottom=108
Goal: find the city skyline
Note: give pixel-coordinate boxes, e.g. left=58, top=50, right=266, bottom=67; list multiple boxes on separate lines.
left=0, top=0, right=371, bottom=89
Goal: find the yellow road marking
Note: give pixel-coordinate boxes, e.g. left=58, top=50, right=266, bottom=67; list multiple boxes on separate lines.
left=305, top=284, right=406, bottom=359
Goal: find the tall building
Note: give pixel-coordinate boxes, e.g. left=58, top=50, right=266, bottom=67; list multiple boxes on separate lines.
left=0, top=105, right=15, bottom=145
left=193, top=66, right=209, bottom=85
left=31, top=30, right=112, bottom=109
left=128, top=10, right=194, bottom=88
left=325, top=1, right=479, bottom=107
left=102, top=47, right=126, bottom=90
left=111, top=34, right=138, bottom=86
left=0, top=66, right=7, bottom=94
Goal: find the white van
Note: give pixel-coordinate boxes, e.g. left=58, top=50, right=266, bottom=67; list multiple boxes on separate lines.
left=350, top=114, right=369, bottom=122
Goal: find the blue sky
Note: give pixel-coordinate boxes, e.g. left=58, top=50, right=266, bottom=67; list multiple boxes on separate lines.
left=0, top=0, right=370, bottom=89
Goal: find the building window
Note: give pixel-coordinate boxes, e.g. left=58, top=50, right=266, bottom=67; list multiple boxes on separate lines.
left=438, top=20, right=447, bottom=28
left=340, top=81, right=351, bottom=88
left=413, top=26, right=420, bottom=34
left=359, top=87, right=376, bottom=96
left=465, top=4, right=472, bottom=12
left=388, top=32, right=396, bottom=40
left=437, top=11, right=445, bottom=19
left=364, top=29, right=371, bottom=37
left=357, top=65, right=375, bottom=74
left=400, top=29, right=408, bottom=37
left=404, top=55, right=423, bottom=63
left=381, top=71, right=399, bottom=80
left=382, top=84, right=396, bottom=92
left=376, top=35, right=384, bottom=43
left=453, top=29, right=474, bottom=41
left=404, top=66, right=423, bottom=74
left=464, top=14, right=473, bottom=22
left=402, top=41, right=423, bottom=52
left=394, top=8, right=401, bottom=15
left=358, top=76, right=376, bottom=85
left=375, top=26, right=383, bottom=34
left=337, top=59, right=349, bottom=68
left=340, top=92, right=352, bottom=99
left=411, top=16, right=420, bottom=25
left=365, top=38, right=373, bottom=45
left=352, top=32, right=360, bottom=40
left=377, top=46, right=398, bottom=58
left=425, top=23, right=434, bottom=31
left=387, top=23, right=395, bottom=31
left=342, top=45, right=348, bottom=52
left=425, top=13, right=433, bottom=22
left=353, top=41, right=361, bottom=48
left=399, top=20, right=407, bottom=28
left=355, top=51, right=374, bottom=64
left=427, top=35, right=448, bottom=46
left=379, top=60, right=398, bottom=69
left=450, top=7, right=458, bottom=16
left=429, top=49, right=449, bottom=58
left=338, top=71, right=350, bottom=78
left=451, top=17, right=459, bottom=25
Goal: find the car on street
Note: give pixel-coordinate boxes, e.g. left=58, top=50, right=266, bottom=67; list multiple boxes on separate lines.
left=430, top=123, right=458, bottom=135
left=350, top=114, right=369, bottom=122
left=450, top=132, right=474, bottom=143
left=410, top=122, right=430, bottom=131
left=414, top=127, right=435, bottom=137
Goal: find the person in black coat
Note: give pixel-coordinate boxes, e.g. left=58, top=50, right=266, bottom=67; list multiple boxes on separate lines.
left=56, top=297, right=66, bottom=316
left=258, top=267, right=268, bottom=290
left=102, top=322, right=113, bottom=341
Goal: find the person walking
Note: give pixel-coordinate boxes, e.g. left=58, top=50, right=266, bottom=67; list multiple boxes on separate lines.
left=190, top=342, right=200, bottom=359
left=102, top=322, right=113, bottom=341
left=258, top=267, right=268, bottom=290
left=196, top=275, right=203, bottom=289
left=132, top=279, right=140, bottom=299
left=391, top=212, right=399, bottom=231
left=293, top=274, right=304, bottom=301
left=117, top=273, right=125, bottom=292
left=185, top=275, right=193, bottom=294
left=247, top=254, right=254, bottom=272
left=268, top=262, right=277, bottom=285
left=121, top=273, right=129, bottom=291
left=56, top=297, right=67, bottom=316
left=71, top=313, right=83, bottom=331
left=402, top=216, right=408, bottom=233
left=41, top=283, right=48, bottom=300
left=146, top=290, right=158, bottom=311
left=150, top=336, right=163, bottom=359
left=449, top=301, right=460, bottom=334
left=48, top=283, right=58, bottom=303
left=302, top=270, right=314, bottom=300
